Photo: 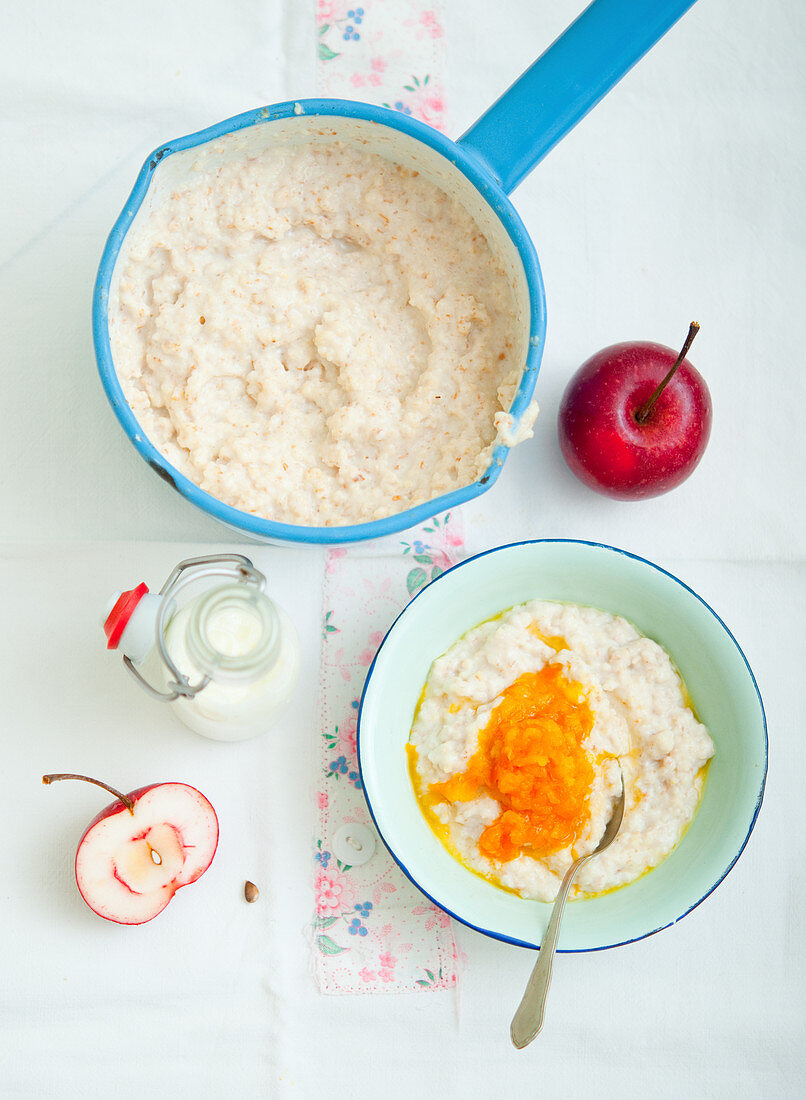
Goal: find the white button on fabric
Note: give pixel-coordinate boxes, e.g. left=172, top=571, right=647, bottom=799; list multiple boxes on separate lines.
left=332, top=823, right=376, bottom=866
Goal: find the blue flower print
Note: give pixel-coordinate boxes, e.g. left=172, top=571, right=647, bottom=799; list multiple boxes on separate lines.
left=348, top=769, right=363, bottom=790
left=343, top=24, right=361, bottom=41
left=348, top=917, right=368, bottom=937
left=315, top=849, right=331, bottom=869
left=329, top=755, right=349, bottom=776
left=354, top=902, right=373, bottom=919
left=393, top=101, right=413, bottom=116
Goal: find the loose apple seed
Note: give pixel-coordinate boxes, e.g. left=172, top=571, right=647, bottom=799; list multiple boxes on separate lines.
left=244, top=880, right=259, bottom=903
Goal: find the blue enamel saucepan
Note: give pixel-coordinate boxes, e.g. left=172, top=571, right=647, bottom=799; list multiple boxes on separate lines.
left=93, top=0, right=697, bottom=544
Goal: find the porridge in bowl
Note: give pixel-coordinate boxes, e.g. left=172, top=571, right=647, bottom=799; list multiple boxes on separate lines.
left=408, top=600, right=714, bottom=901
left=109, top=141, right=537, bottom=527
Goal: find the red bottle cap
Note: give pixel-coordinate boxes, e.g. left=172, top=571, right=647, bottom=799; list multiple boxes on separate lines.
left=104, top=583, right=149, bottom=650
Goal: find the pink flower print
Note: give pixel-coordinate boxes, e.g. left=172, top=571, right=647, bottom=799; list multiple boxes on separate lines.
left=371, top=880, right=396, bottom=905
left=390, top=76, right=447, bottom=131
left=315, top=869, right=355, bottom=917
left=348, top=58, right=386, bottom=90
left=378, top=950, right=397, bottom=983
left=420, top=10, right=444, bottom=38
left=368, top=55, right=387, bottom=87
left=358, top=967, right=377, bottom=983
left=430, top=548, right=452, bottom=574
left=412, top=902, right=452, bottom=931
left=317, top=0, right=340, bottom=24
left=413, top=90, right=446, bottom=129
left=338, top=716, right=358, bottom=759
left=358, top=630, right=384, bottom=665
left=317, top=790, right=329, bottom=810
left=404, top=11, right=445, bottom=42
left=428, top=516, right=464, bottom=567
left=325, top=547, right=347, bottom=575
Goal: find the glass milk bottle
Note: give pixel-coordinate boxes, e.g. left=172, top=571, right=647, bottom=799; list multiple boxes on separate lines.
left=103, top=555, right=300, bottom=741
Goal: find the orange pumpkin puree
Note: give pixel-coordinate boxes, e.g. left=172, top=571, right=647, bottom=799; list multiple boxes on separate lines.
left=428, top=664, right=595, bottom=863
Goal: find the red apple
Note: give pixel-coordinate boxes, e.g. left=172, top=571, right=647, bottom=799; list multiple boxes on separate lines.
left=43, top=773, right=218, bottom=924
left=558, top=323, right=711, bottom=499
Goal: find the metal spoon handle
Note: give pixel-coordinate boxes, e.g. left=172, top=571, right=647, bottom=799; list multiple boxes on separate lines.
left=510, top=856, right=587, bottom=1049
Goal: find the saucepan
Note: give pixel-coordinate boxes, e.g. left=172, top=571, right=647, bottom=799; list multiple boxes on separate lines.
left=93, top=0, right=697, bottom=544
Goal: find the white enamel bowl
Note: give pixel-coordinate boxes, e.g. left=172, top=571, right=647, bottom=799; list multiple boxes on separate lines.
left=357, top=539, right=767, bottom=951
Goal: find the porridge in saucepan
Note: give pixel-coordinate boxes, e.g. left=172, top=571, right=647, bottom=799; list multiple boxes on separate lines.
left=408, top=601, right=714, bottom=901
left=109, top=141, right=537, bottom=526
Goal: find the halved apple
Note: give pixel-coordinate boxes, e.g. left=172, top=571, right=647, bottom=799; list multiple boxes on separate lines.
left=44, top=774, right=219, bottom=924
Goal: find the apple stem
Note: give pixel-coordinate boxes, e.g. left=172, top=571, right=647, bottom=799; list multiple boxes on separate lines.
left=634, top=322, right=700, bottom=425
left=42, top=773, right=135, bottom=815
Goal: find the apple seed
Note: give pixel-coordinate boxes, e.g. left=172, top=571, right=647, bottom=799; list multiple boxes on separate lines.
left=244, top=880, right=260, bottom=903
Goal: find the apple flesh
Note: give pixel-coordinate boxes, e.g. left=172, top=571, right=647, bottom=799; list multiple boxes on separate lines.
left=558, top=329, right=712, bottom=499
left=43, top=775, right=218, bottom=924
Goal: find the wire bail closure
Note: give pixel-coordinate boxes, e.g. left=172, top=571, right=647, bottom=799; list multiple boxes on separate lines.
left=123, top=554, right=267, bottom=702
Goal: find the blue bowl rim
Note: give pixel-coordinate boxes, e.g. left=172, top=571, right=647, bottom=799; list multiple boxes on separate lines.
left=92, top=98, right=547, bottom=545
left=356, top=537, right=769, bottom=952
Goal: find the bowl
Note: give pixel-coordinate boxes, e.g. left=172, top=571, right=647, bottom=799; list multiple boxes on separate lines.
left=357, top=539, right=767, bottom=951
left=92, top=101, right=544, bottom=546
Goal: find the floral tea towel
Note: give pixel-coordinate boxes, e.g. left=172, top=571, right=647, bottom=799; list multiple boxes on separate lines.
left=312, top=513, right=462, bottom=993
left=316, top=1, right=447, bottom=131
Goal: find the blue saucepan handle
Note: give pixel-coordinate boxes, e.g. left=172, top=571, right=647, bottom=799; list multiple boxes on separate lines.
left=458, top=0, right=697, bottom=194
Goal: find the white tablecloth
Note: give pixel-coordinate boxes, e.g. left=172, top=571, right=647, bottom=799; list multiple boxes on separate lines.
left=2, top=1, right=804, bottom=1095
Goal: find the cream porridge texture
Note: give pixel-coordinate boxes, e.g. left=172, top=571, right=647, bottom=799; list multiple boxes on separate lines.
left=409, top=601, right=715, bottom=902
left=109, top=141, right=536, bottom=526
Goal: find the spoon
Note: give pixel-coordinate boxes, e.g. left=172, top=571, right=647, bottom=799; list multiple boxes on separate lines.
left=510, top=775, right=626, bottom=1049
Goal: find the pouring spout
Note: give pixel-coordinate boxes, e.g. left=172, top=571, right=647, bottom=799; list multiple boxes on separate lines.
left=457, top=0, right=698, bottom=194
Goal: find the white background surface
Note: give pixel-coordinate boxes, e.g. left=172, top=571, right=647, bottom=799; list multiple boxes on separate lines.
left=1, top=0, right=804, bottom=1096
